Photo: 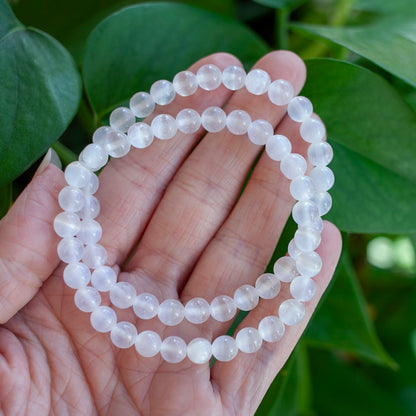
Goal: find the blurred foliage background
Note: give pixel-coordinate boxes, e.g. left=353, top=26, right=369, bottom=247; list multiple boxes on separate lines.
left=1, top=0, right=416, bottom=414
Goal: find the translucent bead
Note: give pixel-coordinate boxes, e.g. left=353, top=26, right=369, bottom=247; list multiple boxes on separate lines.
left=311, top=217, right=324, bottom=233
left=58, top=237, right=84, bottom=263
left=129, top=92, right=155, bottom=118
left=294, top=226, right=321, bottom=252
left=133, top=293, right=159, bottom=320
left=150, top=80, right=175, bottom=105
left=258, top=316, right=285, bottom=342
left=234, top=284, right=259, bottom=311
left=268, top=79, right=294, bottom=105
left=187, top=338, right=212, bottom=364
left=92, top=126, right=113, bottom=147
left=265, top=134, right=291, bottom=161
left=287, top=96, right=313, bottom=122
left=91, top=266, right=117, bottom=291
left=78, top=195, right=100, bottom=220
left=280, top=153, right=307, bottom=179
left=176, top=108, right=201, bottom=134
left=54, top=212, right=81, bottom=238
left=210, top=295, right=236, bottom=322
left=288, top=238, right=302, bottom=260
left=83, top=173, right=99, bottom=195
left=273, top=256, right=298, bottom=283
left=245, top=69, right=270, bottom=95
left=173, top=71, right=198, bottom=97
left=279, top=299, right=305, bottom=326
left=59, top=186, right=85, bottom=212
left=184, top=297, right=211, bottom=324
left=311, top=191, right=332, bottom=216
left=81, top=244, right=107, bottom=269
left=247, top=119, right=274, bottom=145
left=236, top=327, right=262, bottom=353
left=151, top=114, right=177, bottom=140
left=296, top=251, right=322, bottom=277
left=300, top=117, right=326, bottom=143
left=135, top=330, right=162, bottom=357
left=226, top=110, right=251, bottom=135
left=158, top=299, right=185, bottom=326
left=74, top=286, right=101, bottom=312
left=307, top=142, right=333, bottom=166
left=79, top=144, right=108, bottom=171
left=77, top=219, right=102, bottom=245
left=109, top=282, right=137, bottom=309
left=290, top=276, right=316, bottom=302
left=109, top=107, right=136, bottom=132
left=196, top=64, right=222, bottom=91
left=63, top=262, right=91, bottom=289
left=110, top=321, right=137, bottom=349
left=292, top=201, right=320, bottom=226
left=255, top=273, right=281, bottom=299
left=290, top=176, right=315, bottom=201
left=201, top=106, right=226, bottom=133
left=160, top=336, right=187, bottom=363
left=64, top=161, right=91, bottom=188
left=90, top=306, right=117, bottom=332
left=222, top=65, right=246, bottom=90
left=99, top=129, right=131, bottom=158
left=127, top=122, right=154, bottom=148
left=309, top=166, right=335, bottom=192
left=212, top=335, right=238, bottom=362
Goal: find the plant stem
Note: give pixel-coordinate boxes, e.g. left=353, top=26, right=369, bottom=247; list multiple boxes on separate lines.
left=275, top=7, right=290, bottom=50
left=51, top=141, right=77, bottom=166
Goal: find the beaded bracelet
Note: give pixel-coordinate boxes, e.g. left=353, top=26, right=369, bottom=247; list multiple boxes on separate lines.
left=54, top=63, right=334, bottom=364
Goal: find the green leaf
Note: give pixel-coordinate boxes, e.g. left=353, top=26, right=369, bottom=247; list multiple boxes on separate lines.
left=253, top=0, right=306, bottom=9
left=0, top=182, right=12, bottom=218
left=0, top=0, right=81, bottom=187
left=83, top=2, right=269, bottom=121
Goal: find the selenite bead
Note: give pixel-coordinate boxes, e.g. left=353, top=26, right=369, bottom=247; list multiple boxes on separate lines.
left=255, top=273, right=281, bottom=299
left=236, top=327, right=262, bottom=353
left=100, top=130, right=131, bottom=158
left=247, top=119, right=274, bottom=145
left=77, top=219, right=102, bottom=245
left=185, top=297, right=211, bottom=324
left=173, top=71, right=198, bottom=97
left=222, top=65, right=246, bottom=90
left=109, top=107, right=136, bottom=132
left=296, top=251, right=322, bottom=277
left=292, top=200, right=320, bottom=226
left=288, top=238, right=302, bottom=260
left=290, top=176, right=315, bottom=201
left=280, top=153, right=307, bottom=180
left=90, top=306, right=117, bottom=333
left=110, top=321, right=137, bottom=349
left=309, top=166, right=335, bottom=192
left=176, top=108, right=201, bottom=134
left=265, top=134, right=292, bottom=161
left=63, top=262, right=91, bottom=289
left=294, top=226, right=321, bottom=252
left=83, top=173, right=99, bottom=195
left=133, top=293, right=159, bottom=319
left=273, top=256, right=298, bottom=283
left=201, top=106, right=226, bottom=132
left=268, top=79, right=294, bottom=105
left=54, top=212, right=81, bottom=238
left=160, top=336, right=187, bottom=363
left=74, top=286, right=101, bottom=312
left=91, top=266, right=117, bottom=291
left=151, top=114, right=178, bottom=140
left=312, top=191, right=332, bottom=216
left=81, top=244, right=107, bottom=269
left=290, top=276, right=316, bottom=302
left=127, top=122, right=154, bottom=149
left=135, top=330, right=162, bottom=357
left=158, top=299, right=185, bottom=326
left=300, top=117, right=326, bottom=143
left=92, top=126, right=113, bottom=147
left=109, top=282, right=137, bottom=309
left=78, top=195, right=100, bottom=220
left=311, top=217, right=324, bottom=233
left=196, top=64, right=222, bottom=91
left=245, top=69, right=270, bottom=95
left=129, top=92, right=155, bottom=118
left=287, top=96, right=313, bottom=122
left=307, top=141, right=333, bottom=166
left=212, top=335, right=238, bottom=362
left=258, top=316, right=285, bottom=342
left=79, top=143, right=108, bottom=171
left=150, top=80, right=175, bottom=105
left=234, top=284, right=259, bottom=311
left=65, top=161, right=91, bottom=188
left=226, top=110, right=252, bottom=135
left=210, top=295, right=237, bottom=322
left=279, top=299, right=306, bottom=326
left=187, top=338, right=212, bottom=364
left=58, top=237, right=84, bottom=263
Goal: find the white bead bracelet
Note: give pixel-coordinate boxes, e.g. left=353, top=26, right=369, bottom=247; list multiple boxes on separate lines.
left=54, top=62, right=334, bottom=364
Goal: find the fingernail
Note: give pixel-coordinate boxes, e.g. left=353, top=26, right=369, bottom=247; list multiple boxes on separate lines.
left=35, top=148, right=62, bottom=176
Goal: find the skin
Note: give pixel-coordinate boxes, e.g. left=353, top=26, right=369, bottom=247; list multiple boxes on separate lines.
left=0, top=51, right=342, bottom=416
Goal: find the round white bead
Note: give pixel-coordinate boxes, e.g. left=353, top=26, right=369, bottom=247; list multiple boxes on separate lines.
left=81, top=244, right=107, bottom=269
left=160, top=336, right=187, bottom=363
left=173, top=71, right=198, bottom=97
left=210, top=295, right=237, bottom=322
left=92, top=126, right=113, bottom=147
left=268, top=79, right=294, bottom=105
left=265, top=134, right=292, bottom=161
left=184, top=297, right=211, bottom=324
left=222, top=65, right=246, bottom=90
left=90, top=306, right=117, bottom=332
left=296, top=251, right=322, bottom=277
left=201, top=106, right=226, bottom=133
left=292, top=200, right=320, bottom=226
left=255, top=273, right=281, bottom=299
left=309, top=166, right=335, bottom=192
left=151, top=114, right=178, bottom=140
left=176, top=108, right=201, bottom=134
left=91, top=266, right=117, bottom=291
left=133, top=293, right=159, bottom=319
left=289, top=176, right=315, bottom=201
left=59, top=186, right=85, bottom=212
left=110, top=321, right=137, bottom=349
left=158, top=299, right=185, bottom=326
left=300, top=117, right=326, bottom=143
left=54, top=212, right=81, bottom=238
left=212, top=335, right=238, bottom=362
left=287, top=96, right=313, bottom=122
left=65, top=161, right=91, bottom=188
left=99, top=130, right=131, bottom=158
left=279, top=299, right=306, bottom=326
left=109, top=107, right=136, bottom=132
left=226, top=110, right=252, bottom=135
left=79, top=144, right=108, bottom=171
left=84, top=173, right=99, bottom=195
left=290, top=276, right=316, bottom=302
left=63, top=262, right=91, bottom=289
left=57, top=237, right=84, bottom=263
left=187, top=338, right=212, bottom=364
left=312, top=191, right=332, bottom=216
left=127, top=122, right=154, bottom=148
left=129, top=92, right=155, bottom=118
left=258, top=316, right=285, bottom=342
left=234, top=284, right=259, bottom=311
left=307, top=141, right=333, bottom=166
left=150, top=80, right=175, bottom=105
left=236, top=327, right=262, bottom=353
left=280, top=153, right=307, bottom=180
left=273, top=256, right=298, bottom=283
left=247, top=119, right=274, bottom=145
left=135, top=330, right=162, bottom=357
left=311, top=217, right=324, bottom=233
left=288, top=238, right=302, bottom=260
left=245, top=69, right=270, bottom=95
left=74, top=286, right=101, bottom=312
left=109, top=282, right=137, bottom=309
left=78, top=195, right=100, bottom=220
left=196, top=64, right=222, bottom=90
left=294, top=226, right=321, bottom=252
left=77, top=219, right=102, bottom=245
